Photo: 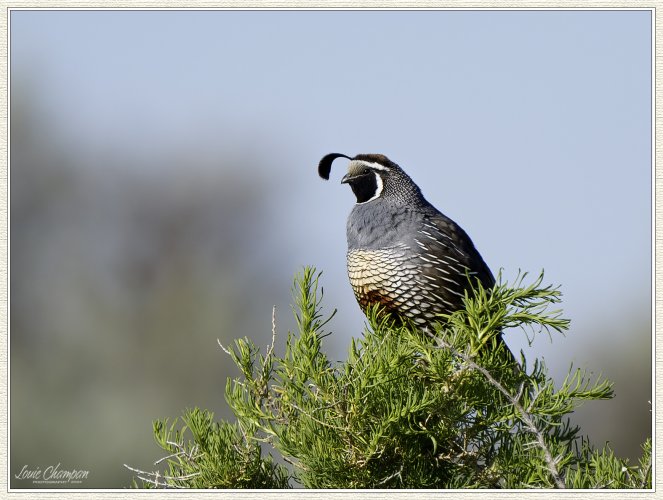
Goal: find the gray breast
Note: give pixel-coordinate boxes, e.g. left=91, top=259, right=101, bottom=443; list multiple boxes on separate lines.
left=346, top=199, right=420, bottom=250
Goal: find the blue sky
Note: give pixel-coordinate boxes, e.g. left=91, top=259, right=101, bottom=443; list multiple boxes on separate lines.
left=16, top=10, right=650, bottom=334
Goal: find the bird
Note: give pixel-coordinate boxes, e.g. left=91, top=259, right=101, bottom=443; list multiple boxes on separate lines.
left=318, top=152, right=497, bottom=333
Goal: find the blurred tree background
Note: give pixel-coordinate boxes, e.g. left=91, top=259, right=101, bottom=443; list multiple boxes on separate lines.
left=11, top=83, right=301, bottom=487
left=9, top=10, right=651, bottom=488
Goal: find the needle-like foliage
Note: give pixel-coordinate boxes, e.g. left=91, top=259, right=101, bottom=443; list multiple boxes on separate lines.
left=129, top=267, right=651, bottom=489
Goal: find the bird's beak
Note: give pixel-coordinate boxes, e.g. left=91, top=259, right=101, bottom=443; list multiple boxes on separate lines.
left=342, top=172, right=370, bottom=184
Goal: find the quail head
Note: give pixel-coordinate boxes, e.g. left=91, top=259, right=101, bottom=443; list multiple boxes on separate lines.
left=318, top=153, right=496, bottom=331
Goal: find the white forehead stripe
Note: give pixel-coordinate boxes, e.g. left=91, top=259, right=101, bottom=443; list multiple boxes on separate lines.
left=354, top=160, right=390, bottom=171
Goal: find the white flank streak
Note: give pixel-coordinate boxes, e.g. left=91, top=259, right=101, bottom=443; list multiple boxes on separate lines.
left=440, top=275, right=460, bottom=286
left=445, top=254, right=461, bottom=265
left=434, top=266, right=452, bottom=276
left=431, top=292, right=455, bottom=307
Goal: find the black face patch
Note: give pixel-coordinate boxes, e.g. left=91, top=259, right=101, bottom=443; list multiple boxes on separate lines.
left=348, top=172, right=379, bottom=203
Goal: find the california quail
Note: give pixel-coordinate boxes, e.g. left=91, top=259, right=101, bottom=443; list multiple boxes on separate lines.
left=318, top=153, right=495, bottom=331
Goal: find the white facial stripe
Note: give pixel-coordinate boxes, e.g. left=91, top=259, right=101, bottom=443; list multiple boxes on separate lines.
left=356, top=171, right=384, bottom=205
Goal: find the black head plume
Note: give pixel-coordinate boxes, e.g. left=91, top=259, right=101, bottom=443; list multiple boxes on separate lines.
left=318, top=153, right=352, bottom=180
